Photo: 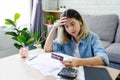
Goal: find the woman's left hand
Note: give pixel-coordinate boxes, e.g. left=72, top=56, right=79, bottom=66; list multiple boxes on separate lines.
left=61, top=58, right=80, bottom=68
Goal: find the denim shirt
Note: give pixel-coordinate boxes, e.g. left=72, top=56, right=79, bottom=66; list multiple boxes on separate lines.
left=52, top=32, right=109, bottom=65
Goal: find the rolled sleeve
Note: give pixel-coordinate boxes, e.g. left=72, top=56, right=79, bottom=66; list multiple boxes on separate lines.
left=97, top=52, right=109, bottom=66
left=91, top=33, right=109, bottom=66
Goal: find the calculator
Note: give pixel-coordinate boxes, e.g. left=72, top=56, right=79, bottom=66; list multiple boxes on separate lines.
left=58, top=67, right=78, bottom=79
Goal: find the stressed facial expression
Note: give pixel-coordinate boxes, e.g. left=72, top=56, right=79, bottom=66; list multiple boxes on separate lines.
left=64, top=18, right=82, bottom=37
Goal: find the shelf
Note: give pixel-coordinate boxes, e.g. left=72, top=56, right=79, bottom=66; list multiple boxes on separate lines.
left=44, top=24, right=54, bottom=26
left=43, top=10, right=63, bottom=13
left=43, top=9, right=62, bottom=35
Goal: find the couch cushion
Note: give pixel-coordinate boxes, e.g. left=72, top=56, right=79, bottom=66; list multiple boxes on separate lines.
left=0, top=31, right=15, bottom=50
left=0, top=29, right=19, bottom=58
left=0, top=47, right=18, bottom=58
left=82, top=14, right=119, bottom=43
left=109, top=62, right=120, bottom=70
left=115, top=21, right=120, bottom=43
left=101, top=40, right=112, bottom=49
left=106, top=43, right=120, bottom=64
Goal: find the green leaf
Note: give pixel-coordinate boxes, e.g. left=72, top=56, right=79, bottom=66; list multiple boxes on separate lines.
left=14, top=13, right=20, bottom=22
left=46, top=15, right=57, bottom=22
left=21, top=30, right=31, bottom=41
left=26, top=38, right=34, bottom=45
left=20, top=28, right=29, bottom=34
left=33, top=31, right=39, bottom=40
left=12, top=37, right=18, bottom=41
left=14, top=43, right=23, bottom=49
left=5, top=32, right=17, bottom=37
left=14, top=28, right=20, bottom=33
left=5, top=19, right=16, bottom=27
left=35, top=38, right=40, bottom=45
left=22, top=28, right=28, bottom=31
left=17, top=35, right=26, bottom=43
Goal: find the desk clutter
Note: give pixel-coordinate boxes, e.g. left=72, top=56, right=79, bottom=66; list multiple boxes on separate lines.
left=25, top=52, right=85, bottom=80
left=25, top=52, right=113, bottom=80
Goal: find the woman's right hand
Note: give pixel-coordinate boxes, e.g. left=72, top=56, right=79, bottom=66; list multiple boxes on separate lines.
left=61, top=58, right=81, bottom=68
left=53, top=17, right=67, bottom=28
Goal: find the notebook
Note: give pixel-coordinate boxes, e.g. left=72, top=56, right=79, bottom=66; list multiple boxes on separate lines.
left=84, top=66, right=112, bottom=80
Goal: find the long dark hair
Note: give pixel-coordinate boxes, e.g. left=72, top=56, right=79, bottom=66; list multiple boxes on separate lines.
left=61, top=9, right=83, bottom=22
left=56, top=9, right=89, bottom=44
left=61, top=9, right=83, bottom=40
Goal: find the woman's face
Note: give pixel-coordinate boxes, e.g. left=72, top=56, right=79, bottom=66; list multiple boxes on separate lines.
left=64, top=18, right=82, bottom=37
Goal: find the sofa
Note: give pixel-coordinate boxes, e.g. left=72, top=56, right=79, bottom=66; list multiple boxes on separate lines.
left=0, top=27, right=19, bottom=58
left=82, top=14, right=120, bottom=70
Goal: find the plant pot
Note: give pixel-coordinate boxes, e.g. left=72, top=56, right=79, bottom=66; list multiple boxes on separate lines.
left=47, top=20, right=53, bottom=24
left=19, top=47, right=29, bottom=58
left=34, top=44, right=41, bottom=49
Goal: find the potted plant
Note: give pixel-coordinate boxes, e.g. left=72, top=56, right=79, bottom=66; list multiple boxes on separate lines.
left=46, top=15, right=57, bottom=24
left=4, top=13, right=39, bottom=58
left=34, top=30, right=47, bottom=49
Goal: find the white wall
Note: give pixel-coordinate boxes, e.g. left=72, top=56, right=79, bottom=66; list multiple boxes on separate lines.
left=42, top=0, right=58, bottom=10
left=44, top=0, right=120, bottom=17
left=0, top=0, right=31, bottom=28
left=60, top=0, right=120, bottom=16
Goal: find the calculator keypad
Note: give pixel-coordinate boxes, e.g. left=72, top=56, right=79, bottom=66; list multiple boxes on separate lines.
left=58, top=67, right=78, bottom=79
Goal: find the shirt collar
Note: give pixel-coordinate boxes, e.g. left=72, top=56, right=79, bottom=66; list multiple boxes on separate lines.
left=71, top=37, right=87, bottom=45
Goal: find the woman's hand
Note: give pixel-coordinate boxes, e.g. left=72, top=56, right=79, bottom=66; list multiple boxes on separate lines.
left=61, top=58, right=81, bottom=68
left=61, top=56, right=106, bottom=67
left=53, top=17, right=67, bottom=28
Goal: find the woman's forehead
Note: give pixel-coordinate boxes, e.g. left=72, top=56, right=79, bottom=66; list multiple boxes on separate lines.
left=65, top=18, right=78, bottom=24
left=65, top=18, right=75, bottom=23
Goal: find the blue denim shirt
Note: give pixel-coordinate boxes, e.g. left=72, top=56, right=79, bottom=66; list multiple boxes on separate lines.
left=52, top=32, right=109, bottom=65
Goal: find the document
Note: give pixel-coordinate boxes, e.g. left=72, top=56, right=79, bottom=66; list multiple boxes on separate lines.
left=25, top=52, right=85, bottom=80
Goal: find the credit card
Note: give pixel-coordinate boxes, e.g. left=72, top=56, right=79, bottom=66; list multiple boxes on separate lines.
left=51, top=53, right=64, bottom=61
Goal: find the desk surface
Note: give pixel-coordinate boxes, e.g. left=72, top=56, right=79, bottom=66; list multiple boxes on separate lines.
left=0, top=49, right=119, bottom=80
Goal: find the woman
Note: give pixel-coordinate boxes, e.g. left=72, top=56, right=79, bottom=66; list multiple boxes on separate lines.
left=44, top=9, right=109, bottom=67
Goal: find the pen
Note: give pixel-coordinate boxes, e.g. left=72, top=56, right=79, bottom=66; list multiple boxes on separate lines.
left=29, top=55, right=37, bottom=61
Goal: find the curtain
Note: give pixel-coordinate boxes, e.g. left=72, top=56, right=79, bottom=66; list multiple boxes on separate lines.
left=30, top=0, right=43, bottom=35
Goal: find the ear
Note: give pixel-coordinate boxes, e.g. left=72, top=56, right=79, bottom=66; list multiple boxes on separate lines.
left=79, top=21, right=83, bottom=26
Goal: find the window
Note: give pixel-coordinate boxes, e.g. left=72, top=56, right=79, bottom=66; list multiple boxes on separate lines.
left=0, top=0, right=32, bottom=29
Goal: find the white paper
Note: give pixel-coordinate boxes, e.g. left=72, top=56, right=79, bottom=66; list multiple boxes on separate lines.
left=25, top=52, right=85, bottom=80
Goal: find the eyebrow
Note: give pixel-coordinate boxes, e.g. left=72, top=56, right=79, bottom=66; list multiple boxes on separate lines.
left=70, top=21, right=74, bottom=24
left=67, top=20, right=74, bottom=24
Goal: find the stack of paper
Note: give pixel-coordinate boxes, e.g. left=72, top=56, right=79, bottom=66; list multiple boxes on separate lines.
left=25, top=52, right=85, bottom=80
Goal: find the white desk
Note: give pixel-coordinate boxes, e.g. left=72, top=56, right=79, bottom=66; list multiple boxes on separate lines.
left=0, top=49, right=119, bottom=80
